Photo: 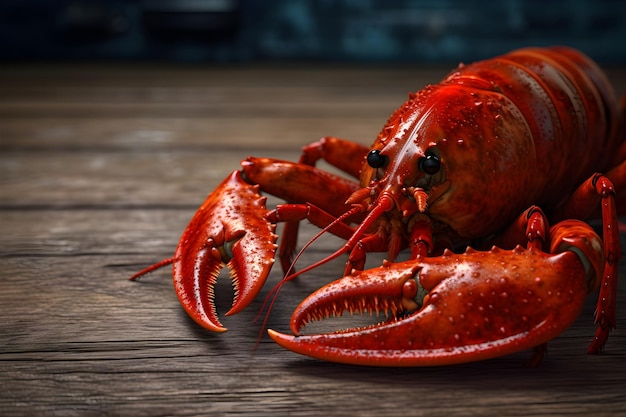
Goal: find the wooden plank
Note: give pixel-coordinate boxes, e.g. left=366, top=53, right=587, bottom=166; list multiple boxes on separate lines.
left=0, top=117, right=382, bottom=151
left=0, top=65, right=437, bottom=121
left=0, top=149, right=298, bottom=207
left=1, top=63, right=626, bottom=416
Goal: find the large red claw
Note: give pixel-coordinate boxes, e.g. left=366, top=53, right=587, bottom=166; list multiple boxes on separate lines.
left=268, top=247, right=589, bottom=366
left=174, top=170, right=277, bottom=332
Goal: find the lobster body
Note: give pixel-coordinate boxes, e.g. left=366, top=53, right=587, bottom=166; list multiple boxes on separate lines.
left=133, top=47, right=624, bottom=366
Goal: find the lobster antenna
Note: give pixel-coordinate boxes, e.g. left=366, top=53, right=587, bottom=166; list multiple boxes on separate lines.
left=251, top=205, right=364, bottom=349
left=254, top=192, right=394, bottom=330
left=254, top=205, right=363, bottom=325
left=282, top=193, right=394, bottom=282
left=129, top=257, right=175, bottom=281
left=252, top=193, right=393, bottom=349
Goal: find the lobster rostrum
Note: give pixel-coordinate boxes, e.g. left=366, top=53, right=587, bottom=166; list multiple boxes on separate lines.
left=132, top=47, right=625, bottom=366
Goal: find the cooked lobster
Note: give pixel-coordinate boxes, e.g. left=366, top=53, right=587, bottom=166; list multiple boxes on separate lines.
left=132, top=47, right=625, bottom=366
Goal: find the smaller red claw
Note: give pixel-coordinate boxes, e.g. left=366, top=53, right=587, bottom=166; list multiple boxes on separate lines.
left=174, top=170, right=277, bottom=332
left=268, top=247, right=589, bottom=366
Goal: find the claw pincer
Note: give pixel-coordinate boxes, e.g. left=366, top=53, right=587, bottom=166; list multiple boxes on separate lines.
left=174, top=170, right=277, bottom=332
left=269, top=247, right=590, bottom=366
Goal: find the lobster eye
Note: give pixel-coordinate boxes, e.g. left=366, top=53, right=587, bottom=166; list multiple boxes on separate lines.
left=367, top=149, right=388, bottom=169
left=419, top=153, right=440, bottom=175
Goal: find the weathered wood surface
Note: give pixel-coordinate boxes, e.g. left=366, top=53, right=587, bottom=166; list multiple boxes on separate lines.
left=1, top=63, right=626, bottom=417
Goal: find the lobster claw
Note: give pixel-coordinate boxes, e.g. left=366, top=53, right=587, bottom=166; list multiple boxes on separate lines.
left=175, top=170, right=277, bottom=332
left=268, top=247, right=589, bottom=366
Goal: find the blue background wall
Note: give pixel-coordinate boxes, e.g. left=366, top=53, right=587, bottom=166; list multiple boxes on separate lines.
left=1, top=0, right=625, bottom=63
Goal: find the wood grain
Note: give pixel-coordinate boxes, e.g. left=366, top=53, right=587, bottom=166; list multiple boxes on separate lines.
left=1, top=63, right=625, bottom=417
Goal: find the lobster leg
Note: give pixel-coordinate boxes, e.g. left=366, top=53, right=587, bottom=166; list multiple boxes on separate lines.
left=279, top=137, right=369, bottom=273
left=268, top=170, right=620, bottom=365
left=268, top=175, right=620, bottom=366
left=170, top=170, right=279, bottom=332
left=554, top=174, right=621, bottom=352
left=133, top=151, right=368, bottom=332
left=268, top=221, right=603, bottom=366
left=130, top=170, right=274, bottom=332
left=298, top=137, right=370, bottom=179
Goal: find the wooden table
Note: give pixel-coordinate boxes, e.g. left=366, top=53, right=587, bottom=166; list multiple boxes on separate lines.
left=1, top=62, right=625, bottom=416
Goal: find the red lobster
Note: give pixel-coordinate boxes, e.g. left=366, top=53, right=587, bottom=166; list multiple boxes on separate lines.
left=132, top=47, right=625, bottom=366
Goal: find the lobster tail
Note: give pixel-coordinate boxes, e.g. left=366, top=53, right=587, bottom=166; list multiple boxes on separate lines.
left=444, top=47, right=620, bottom=181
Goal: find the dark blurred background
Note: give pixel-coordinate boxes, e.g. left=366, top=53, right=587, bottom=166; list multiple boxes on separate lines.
left=1, top=0, right=625, bottom=64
